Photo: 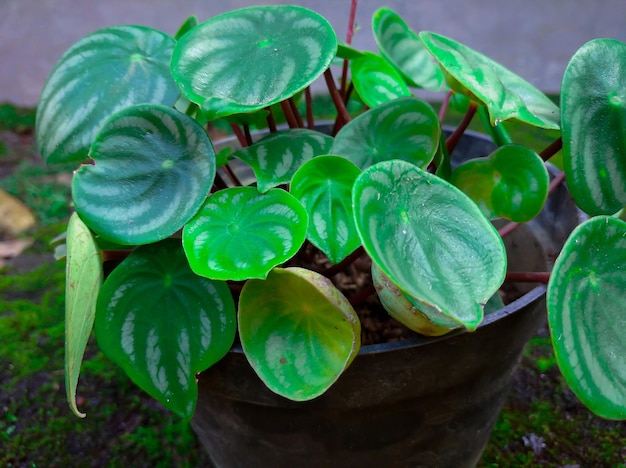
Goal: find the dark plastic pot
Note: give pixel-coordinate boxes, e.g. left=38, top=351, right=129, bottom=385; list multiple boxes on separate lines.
left=191, top=129, right=580, bottom=468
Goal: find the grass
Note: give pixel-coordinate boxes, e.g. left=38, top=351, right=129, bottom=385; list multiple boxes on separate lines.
left=1, top=102, right=625, bottom=466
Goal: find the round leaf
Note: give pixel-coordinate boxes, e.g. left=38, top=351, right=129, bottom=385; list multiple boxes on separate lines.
left=547, top=216, right=626, bottom=419
left=95, top=239, right=236, bottom=420
left=451, top=144, right=549, bottom=222
left=182, top=187, right=308, bottom=281
left=331, top=97, right=440, bottom=170
left=291, top=155, right=362, bottom=264
left=171, top=5, right=337, bottom=120
left=372, top=7, right=445, bottom=91
left=65, top=213, right=103, bottom=418
left=231, top=129, right=333, bottom=192
left=238, top=267, right=360, bottom=401
left=561, top=38, right=626, bottom=216
left=36, top=25, right=179, bottom=165
left=350, top=52, right=412, bottom=108
left=419, top=31, right=560, bottom=129
left=72, top=104, right=216, bottom=245
left=353, top=160, right=506, bottom=330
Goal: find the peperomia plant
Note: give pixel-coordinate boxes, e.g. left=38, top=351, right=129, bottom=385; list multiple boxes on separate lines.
left=35, top=4, right=625, bottom=421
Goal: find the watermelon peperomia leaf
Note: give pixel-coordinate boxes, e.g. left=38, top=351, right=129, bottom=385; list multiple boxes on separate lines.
left=36, top=25, right=179, bottom=165
left=238, top=267, right=360, bottom=401
left=350, top=52, right=412, bottom=108
left=95, top=239, right=236, bottom=420
left=547, top=216, right=626, bottom=420
left=182, top=187, right=308, bottom=281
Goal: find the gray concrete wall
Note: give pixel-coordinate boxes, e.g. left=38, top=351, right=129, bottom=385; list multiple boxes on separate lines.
left=1, top=0, right=625, bottom=106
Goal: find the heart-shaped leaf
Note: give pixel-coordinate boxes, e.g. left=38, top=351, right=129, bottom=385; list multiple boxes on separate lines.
left=451, top=144, right=549, bottom=222
left=171, top=5, right=337, bottom=120
left=419, top=31, right=560, bottom=130
left=372, top=7, right=445, bottom=91
left=547, top=216, right=626, bottom=420
left=350, top=52, right=412, bottom=108
left=331, top=97, right=440, bottom=170
left=353, top=160, right=506, bottom=330
left=72, top=104, right=215, bottom=245
left=291, top=155, right=362, bottom=264
left=238, top=267, right=360, bottom=401
left=65, top=213, right=103, bottom=418
left=231, top=129, right=333, bottom=192
left=36, top=26, right=179, bottom=165
left=95, top=239, right=236, bottom=420
left=561, top=38, right=626, bottom=216
left=183, top=187, right=308, bottom=281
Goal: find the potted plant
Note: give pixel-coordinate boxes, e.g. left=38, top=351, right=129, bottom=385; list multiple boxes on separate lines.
left=35, top=2, right=625, bottom=465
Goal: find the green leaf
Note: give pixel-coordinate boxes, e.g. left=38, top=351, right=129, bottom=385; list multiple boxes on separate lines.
left=331, top=97, right=440, bottom=170
left=175, top=15, right=198, bottom=40
left=182, top=187, right=308, bottom=281
left=65, top=213, right=103, bottom=418
left=238, top=267, right=360, bottom=401
left=231, top=129, right=333, bottom=192
left=72, top=104, right=215, bottom=245
left=547, top=216, right=626, bottom=420
left=350, top=52, right=412, bottom=108
left=95, top=239, right=236, bottom=420
left=336, top=40, right=365, bottom=60
left=36, top=25, right=179, bottom=165
left=371, top=261, right=455, bottom=336
left=419, top=31, right=560, bottom=129
left=353, top=160, right=506, bottom=330
left=171, top=5, right=337, bottom=120
left=451, top=144, right=549, bottom=222
left=561, top=38, right=626, bottom=216
left=372, top=7, right=445, bottom=91
left=291, top=155, right=362, bottom=264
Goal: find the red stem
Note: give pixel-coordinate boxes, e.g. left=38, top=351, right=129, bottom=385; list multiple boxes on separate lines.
left=325, top=68, right=351, bottom=134
left=280, top=100, right=300, bottom=128
left=266, top=107, right=278, bottom=133
left=322, top=246, right=365, bottom=278
left=339, top=0, right=358, bottom=97
left=438, top=91, right=453, bottom=124
left=289, top=97, right=304, bottom=128
left=304, top=87, right=315, bottom=129
left=446, top=102, right=478, bottom=154
left=539, top=137, right=563, bottom=162
left=506, top=271, right=550, bottom=283
left=230, top=123, right=248, bottom=147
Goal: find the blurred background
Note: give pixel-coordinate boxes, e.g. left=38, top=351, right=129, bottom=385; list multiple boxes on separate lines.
left=2, top=0, right=626, bottom=106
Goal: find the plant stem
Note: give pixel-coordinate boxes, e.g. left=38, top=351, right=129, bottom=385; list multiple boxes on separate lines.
left=339, top=0, right=358, bottom=97
left=230, top=123, right=248, bottom=147
left=438, top=91, right=453, bottom=123
left=222, top=163, right=243, bottom=187
left=505, top=271, right=550, bottom=283
left=446, top=101, right=478, bottom=154
left=243, top=123, right=253, bottom=146
left=539, top=137, right=563, bottom=162
left=325, top=68, right=351, bottom=134
left=266, top=106, right=278, bottom=133
left=304, top=87, right=315, bottom=129
left=280, top=100, right=300, bottom=128
left=289, top=97, right=304, bottom=128
left=322, top=246, right=365, bottom=278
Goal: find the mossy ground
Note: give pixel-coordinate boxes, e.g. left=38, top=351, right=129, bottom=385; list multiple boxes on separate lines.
left=1, top=103, right=624, bottom=467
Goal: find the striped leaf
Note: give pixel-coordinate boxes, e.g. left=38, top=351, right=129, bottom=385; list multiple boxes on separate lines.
left=561, top=38, right=626, bottom=216
left=239, top=267, right=360, bottom=401
left=36, top=25, right=179, bottom=165
left=372, top=7, right=445, bottom=91
left=182, top=187, right=308, bottom=281
left=231, top=129, right=333, bottom=192
left=291, top=156, right=362, bottom=264
left=331, top=97, right=440, bottom=170
left=547, top=216, right=626, bottom=419
left=171, top=5, right=337, bottom=120
left=95, top=239, right=236, bottom=420
left=72, top=104, right=215, bottom=245
left=451, top=144, right=549, bottom=222
left=350, top=52, right=412, bottom=108
left=419, top=31, right=560, bottom=130
left=353, top=160, right=506, bottom=330
left=65, top=213, right=103, bottom=418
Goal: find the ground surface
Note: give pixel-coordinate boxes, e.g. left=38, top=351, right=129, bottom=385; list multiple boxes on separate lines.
left=1, top=105, right=625, bottom=467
